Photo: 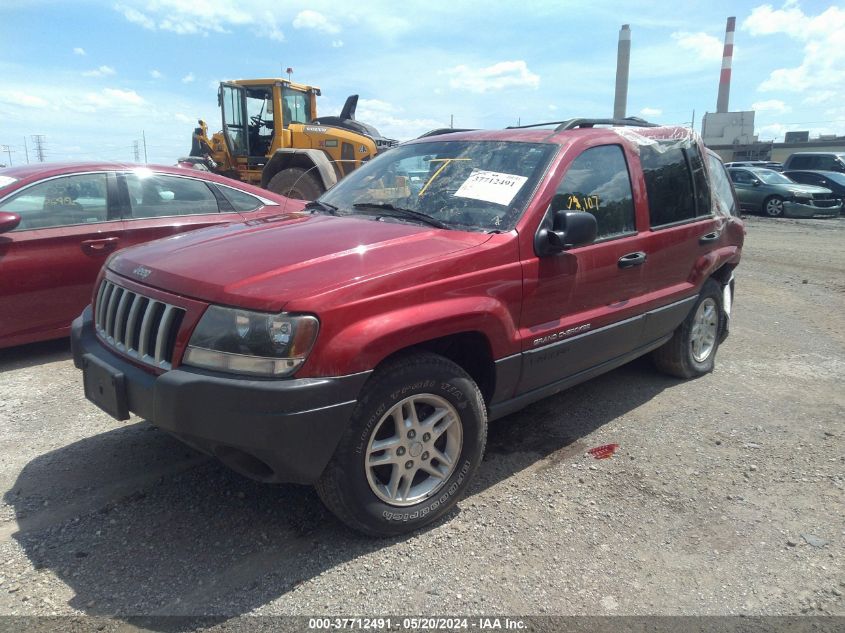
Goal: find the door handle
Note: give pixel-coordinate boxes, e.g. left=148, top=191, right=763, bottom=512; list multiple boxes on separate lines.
left=618, top=251, right=647, bottom=269
left=81, top=237, right=119, bottom=256
left=699, top=230, right=721, bottom=245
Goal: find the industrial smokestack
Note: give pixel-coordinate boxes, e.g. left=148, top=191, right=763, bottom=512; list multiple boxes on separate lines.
left=717, top=16, right=736, bottom=113
left=613, top=24, right=631, bottom=119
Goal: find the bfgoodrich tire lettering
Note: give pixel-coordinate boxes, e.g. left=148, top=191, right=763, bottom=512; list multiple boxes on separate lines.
left=316, top=352, right=487, bottom=536
left=652, top=279, right=724, bottom=379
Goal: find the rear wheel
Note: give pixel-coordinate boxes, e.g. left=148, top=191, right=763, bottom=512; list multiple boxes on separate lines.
left=652, top=279, right=724, bottom=379
left=266, top=168, right=323, bottom=200
left=316, top=353, right=487, bottom=537
left=763, top=195, right=784, bottom=217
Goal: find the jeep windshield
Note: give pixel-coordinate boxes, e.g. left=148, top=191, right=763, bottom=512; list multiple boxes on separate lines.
left=318, top=139, right=557, bottom=232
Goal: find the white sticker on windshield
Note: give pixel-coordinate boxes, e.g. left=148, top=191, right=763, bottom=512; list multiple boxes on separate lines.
left=453, top=169, right=528, bottom=206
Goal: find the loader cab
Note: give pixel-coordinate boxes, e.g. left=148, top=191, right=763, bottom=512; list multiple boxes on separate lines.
left=219, top=80, right=318, bottom=168
left=220, top=82, right=274, bottom=165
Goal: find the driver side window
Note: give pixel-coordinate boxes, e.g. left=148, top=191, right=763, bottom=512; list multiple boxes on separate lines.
left=554, top=145, right=635, bottom=240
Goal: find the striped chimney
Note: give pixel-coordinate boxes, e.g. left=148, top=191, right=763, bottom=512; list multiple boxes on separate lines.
left=716, top=16, right=736, bottom=113
left=613, top=24, right=631, bottom=119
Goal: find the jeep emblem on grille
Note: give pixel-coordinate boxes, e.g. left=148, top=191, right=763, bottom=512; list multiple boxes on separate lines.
left=133, top=266, right=152, bottom=279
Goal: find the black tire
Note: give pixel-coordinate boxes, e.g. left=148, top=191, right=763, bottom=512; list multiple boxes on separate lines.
left=316, top=352, right=487, bottom=537
left=652, top=279, right=724, bottom=379
left=763, top=195, right=785, bottom=217
left=266, top=168, right=324, bottom=200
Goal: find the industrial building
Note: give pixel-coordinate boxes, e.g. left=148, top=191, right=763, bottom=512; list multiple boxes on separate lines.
left=612, top=18, right=845, bottom=163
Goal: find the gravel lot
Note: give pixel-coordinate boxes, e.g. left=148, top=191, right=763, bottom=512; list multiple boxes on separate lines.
left=0, top=216, right=843, bottom=625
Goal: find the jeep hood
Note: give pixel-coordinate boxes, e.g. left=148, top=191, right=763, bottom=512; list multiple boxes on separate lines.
left=109, top=212, right=491, bottom=310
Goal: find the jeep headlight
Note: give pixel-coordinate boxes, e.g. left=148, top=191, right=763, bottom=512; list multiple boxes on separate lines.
left=183, top=306, right=319, bottom=377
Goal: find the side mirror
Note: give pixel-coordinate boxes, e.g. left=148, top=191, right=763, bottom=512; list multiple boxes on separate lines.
left=0, top=212, right=21, bottom=234
left=751, top=179, right=761, bottom=186
left=534, top=209, right=597, bottom=256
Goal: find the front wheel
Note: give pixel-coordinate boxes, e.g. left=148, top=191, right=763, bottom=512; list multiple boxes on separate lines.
left=652, top=279, right=724, bottom=379
left=316, top=353, right=487, bottom=536
left=763, top=195, right=785, bottom=217
left=266, top=167, right=324, bottom=200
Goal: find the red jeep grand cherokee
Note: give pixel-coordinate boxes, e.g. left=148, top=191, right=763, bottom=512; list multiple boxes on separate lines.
left=72, top=119, right=744, bottom=536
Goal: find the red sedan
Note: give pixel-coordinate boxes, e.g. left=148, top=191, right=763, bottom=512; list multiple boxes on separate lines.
left=0, top=162, right=303, bottom=348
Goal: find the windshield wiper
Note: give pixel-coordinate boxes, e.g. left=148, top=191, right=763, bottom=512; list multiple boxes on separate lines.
left=304, top=200, right=340, bottom=215
left=352, top=202, right=450, bottom=229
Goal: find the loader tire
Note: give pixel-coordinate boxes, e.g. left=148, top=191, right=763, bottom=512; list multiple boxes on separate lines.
left=267, top=168, right=324, bottom=201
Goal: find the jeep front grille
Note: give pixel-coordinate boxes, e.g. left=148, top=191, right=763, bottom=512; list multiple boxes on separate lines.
left=94, top=280, right=185, bottom=369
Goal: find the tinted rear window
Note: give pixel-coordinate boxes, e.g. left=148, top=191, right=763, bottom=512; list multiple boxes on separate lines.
left=640, top=143, right=696, bottom=227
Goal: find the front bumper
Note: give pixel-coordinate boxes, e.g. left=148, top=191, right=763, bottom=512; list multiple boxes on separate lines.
left=71, top=306, right=370, bottom=484
left=783, top=200, right=842, bottom=218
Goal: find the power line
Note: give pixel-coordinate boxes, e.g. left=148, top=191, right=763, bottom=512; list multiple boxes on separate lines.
left=0, top=144, right=14, bottom=166
left=31, top=135, right=46, bottom=162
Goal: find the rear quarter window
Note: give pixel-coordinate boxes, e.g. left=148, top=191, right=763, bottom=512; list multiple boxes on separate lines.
left=706, top=154, right=738, bottom=216
left=216, top=185, right=265, bottom=212
left=640, top=143, right=696, bottom=227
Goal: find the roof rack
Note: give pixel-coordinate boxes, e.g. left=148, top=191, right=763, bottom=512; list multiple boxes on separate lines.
left=555, top=117, right=658, bottom=131
left=417, top=128, right=478, bottom=139
left=506, top=117, right=658, bottom=131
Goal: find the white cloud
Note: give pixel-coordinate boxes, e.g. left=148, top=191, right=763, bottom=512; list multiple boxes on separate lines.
left=182, top=73, right=196, bottom=84
left=444, top=61, right=540, bottom=93
left=257, top=13, right=285, bottom=41
left=293, top=9, right=340, bottom=34
left=751, top=99, right=791, bottom=114
left=0, top=90, right=49, bottom=108
left=82, top=65, right=116, bottom=77
left=116, top=4, right=155, bottom=30
left=670, top=31, right=723, bottom=61
left=756, top=123, right=791, bottom=141
left=802, top=90, right=836, bottom=105
left=640, top=107, right=663, bottom=117
left=174, top=113, right=192, bottom=123
left=73, top=47, right=86, bottom=56
left=548, top=105, right=558, bottom=112
left=112, top=2, right=416, bottom=43
left=743, top=3, right=845, bottom=94
left=150, top=69, right=163, bottom=79
left=357, top=98, right=444, bottom=141
left=115, top=1, right=284, bottom=40
left=102, top=88, right=145, bottom=105
left=332, top=39, right=344, bottom=48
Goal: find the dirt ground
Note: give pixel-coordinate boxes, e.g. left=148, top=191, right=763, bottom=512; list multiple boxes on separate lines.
left=0, top=216, right=842, bottom=626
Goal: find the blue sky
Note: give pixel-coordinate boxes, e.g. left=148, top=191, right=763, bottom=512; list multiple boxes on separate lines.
left=0, top=0, right=843, bottom=165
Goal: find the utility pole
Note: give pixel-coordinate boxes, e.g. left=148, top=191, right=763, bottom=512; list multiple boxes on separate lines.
left=450, top=114, right=454, bottom=129
left=0, top=145, right=12, bottom=166
left=133, top=140, right=141, bottom=162
left=23, top=137, right=29, bottom=163
left=142, top=130, right=148, bottom=163
left=31, top=135, right=46, bottom=162
left=691, top=109, right=696, bottom=132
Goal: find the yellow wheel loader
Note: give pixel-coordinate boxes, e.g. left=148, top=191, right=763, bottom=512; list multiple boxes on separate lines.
left=183, top=78, right=396, bottom=199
